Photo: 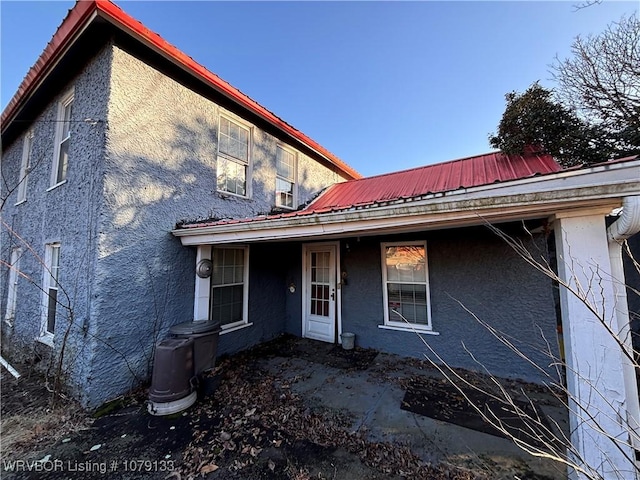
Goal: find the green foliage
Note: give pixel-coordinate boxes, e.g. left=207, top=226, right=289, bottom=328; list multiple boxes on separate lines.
left=489, top=83, right=610, bottom=167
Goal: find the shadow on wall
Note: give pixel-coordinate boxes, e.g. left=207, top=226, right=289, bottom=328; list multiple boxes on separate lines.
left=84, top=112, right=336, bottom=406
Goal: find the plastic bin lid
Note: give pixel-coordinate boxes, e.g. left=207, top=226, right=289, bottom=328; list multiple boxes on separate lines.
left=170, top=320, right=221, bottom=335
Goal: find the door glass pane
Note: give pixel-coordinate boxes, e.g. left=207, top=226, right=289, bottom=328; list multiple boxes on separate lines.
left=310, top=251, right=331, bottom=318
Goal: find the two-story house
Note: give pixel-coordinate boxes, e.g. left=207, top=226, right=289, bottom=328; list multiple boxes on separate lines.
left=2, top=2, right=640, bottom=477
left=0, top=0, right=358, bottom=408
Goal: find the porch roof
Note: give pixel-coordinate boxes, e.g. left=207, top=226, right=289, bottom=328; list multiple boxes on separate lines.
left=179, top=151, right=561, bottom=230
left=173, top=155, right=640, bottom=246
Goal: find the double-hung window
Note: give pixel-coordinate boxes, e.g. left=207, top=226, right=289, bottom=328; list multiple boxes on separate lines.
left=217, top=116, right=250, bottom=196
left=41, top=243, right=61, bottom=342
left=210, top=246, right=249, bottom=330
left=51, top=89, right=74, bottom=187
left=5, top=248, right=22, bottom=324
left=381, top=241, right=432, bottom=331
left=276, top=145, right=296, bottom=209
left=16, top=130, right=33, bottom=204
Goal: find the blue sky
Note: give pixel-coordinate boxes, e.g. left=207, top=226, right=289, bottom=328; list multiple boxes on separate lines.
left=1, top=1, right=637, bottom=176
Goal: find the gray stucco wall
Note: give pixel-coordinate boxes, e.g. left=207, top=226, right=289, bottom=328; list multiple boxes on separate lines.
left=82, top=45, right=346, bottom=407
left=0, top=46, right=110, bottom=404
left=339, top=225, right=561, bottom=383
left=216, top=243, right=292, bottom=356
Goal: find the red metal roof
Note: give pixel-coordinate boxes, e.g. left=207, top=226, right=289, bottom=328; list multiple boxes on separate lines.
left=308, top=151, right=561, bottom=212
left=179, top=151, right=563, bottom=229
left=1, top=0, right=360, bottom=180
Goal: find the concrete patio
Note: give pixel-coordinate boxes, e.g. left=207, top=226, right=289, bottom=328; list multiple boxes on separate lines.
left=245, top=335, right=568, bottom=479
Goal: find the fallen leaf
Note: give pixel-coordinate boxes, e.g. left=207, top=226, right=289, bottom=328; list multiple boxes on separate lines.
left=200, top=463, right=219, bottom=474
left=268, top=459, right=275, bottom=471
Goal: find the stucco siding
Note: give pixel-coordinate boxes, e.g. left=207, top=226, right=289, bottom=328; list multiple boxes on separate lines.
left=84, top=46, right=344, bottom=407
left=0, top=45, right=110, bottom=404
left=339, top=225, right=561, bottom=383
left=216, top=243, right=290, bottom=356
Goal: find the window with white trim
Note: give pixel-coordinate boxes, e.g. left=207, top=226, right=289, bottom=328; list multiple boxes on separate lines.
left=41, top=243, right=61, bottom=340
left=381, top=241, right=432, bottom=330
left=51, top=89, right=74, bottom=187
left=276, top=145, right=296, bottom=208
left=210, top=246, right=249, bottom=329
left=5, top=248, right=22, bottom=324
left=16, top=130, right=33, bottom=204
left=217, top=116, right=250, bottom=196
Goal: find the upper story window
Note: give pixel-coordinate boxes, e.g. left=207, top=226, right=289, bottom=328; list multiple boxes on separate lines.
left=276, top=145, right=297, bottom=209
left=217, top=116, right=251, bottom=197
left=381, top=241, right=432, bottom=332
left=16, top=130, right=33, bottom=204
left=5, top=247, right=22, bottom=325
left=41, top=243, right=61, bottom=343
left=51, top=89, right=74, bottom=188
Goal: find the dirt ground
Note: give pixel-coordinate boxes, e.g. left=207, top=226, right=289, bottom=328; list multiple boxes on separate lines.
left=1, top=336, right=563, bottom=480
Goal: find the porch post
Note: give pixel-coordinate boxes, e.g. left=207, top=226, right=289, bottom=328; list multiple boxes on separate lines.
left=193, top=245, right=212, bottom=321
left=554, top=213, right=638, bottom=480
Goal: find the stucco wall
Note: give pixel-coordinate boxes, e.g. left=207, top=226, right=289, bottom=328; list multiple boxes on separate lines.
left=83, top=45, right=346, bottom=407
left=339, top=225, right=561, bottom=383
left=216, top=243, right=292, bottom=356
left=0, top=46, right=110, bottom=404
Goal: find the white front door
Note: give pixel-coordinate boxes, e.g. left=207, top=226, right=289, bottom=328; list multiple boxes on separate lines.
left=303, top=243, right=337, bottom=343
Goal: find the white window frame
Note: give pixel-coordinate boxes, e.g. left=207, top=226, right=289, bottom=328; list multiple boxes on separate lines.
left=50, top=88, right=74, bottom=189
left=5, top=248, right=22, bottom=325
left=40, top=243, right=61, bottom=345
left=210, top=245, right=250, bottom=333
left=217, top=114, right=252, bottom=198
left=380, top=241, right=436, bottom=334
left=275, top=144, right=297, bottom=209
left=16, top=130, right=33, bottom=204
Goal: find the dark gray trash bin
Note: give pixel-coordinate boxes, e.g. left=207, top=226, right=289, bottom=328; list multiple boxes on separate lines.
left=148, top=337, right=197, bottom=415
left=169, top=320, right=221, bottom=375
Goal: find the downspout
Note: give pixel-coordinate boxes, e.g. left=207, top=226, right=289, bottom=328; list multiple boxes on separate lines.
left=607, top=195, right=640, bottom=453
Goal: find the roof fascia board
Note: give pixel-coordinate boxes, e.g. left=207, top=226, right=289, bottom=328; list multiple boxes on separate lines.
left=176, top=196, right=622, bottom=246
left=173, top=161, right=639, bottom=245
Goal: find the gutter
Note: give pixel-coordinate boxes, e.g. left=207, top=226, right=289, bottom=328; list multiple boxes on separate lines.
left=606, top=196, right=640, bottom=451
left=608, top=196, right=640, bottom=243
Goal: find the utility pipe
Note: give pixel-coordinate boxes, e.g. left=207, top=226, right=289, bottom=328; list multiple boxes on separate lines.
left=606, top=195, right=640, bottom=453
left=0, top=355, right=21, bottom=379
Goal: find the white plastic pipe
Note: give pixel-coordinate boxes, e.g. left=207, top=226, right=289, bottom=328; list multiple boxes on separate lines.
left=0, top=355, right=20, bottom=379
left=606, top=195, right=640, bottom=454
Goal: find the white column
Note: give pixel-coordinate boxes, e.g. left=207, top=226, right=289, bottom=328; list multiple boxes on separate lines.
left=554, top=213, right=638, bottom=480
left=193, top=245, right=212, bottom=322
